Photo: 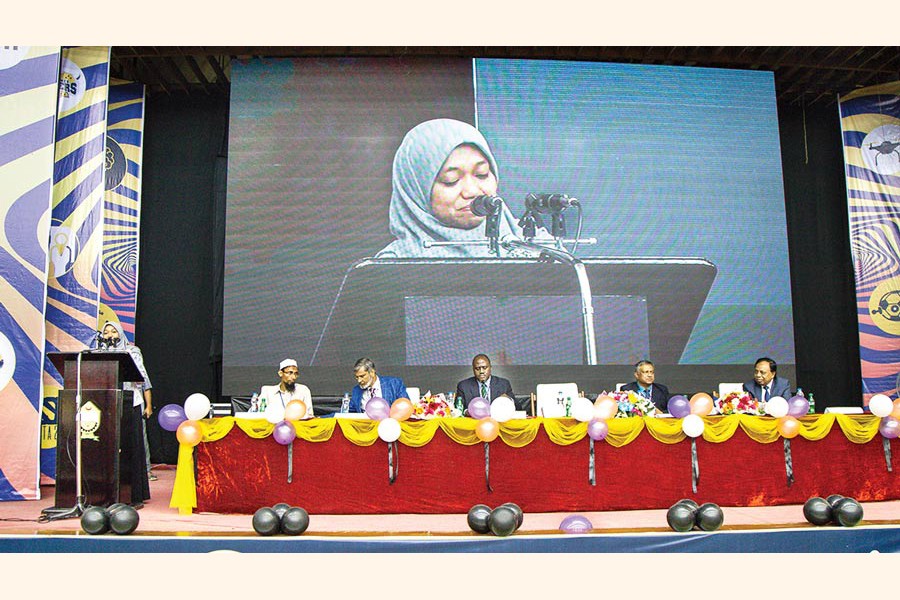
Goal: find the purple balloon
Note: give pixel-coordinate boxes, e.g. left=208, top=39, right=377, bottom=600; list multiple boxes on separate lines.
left=587, top=419, right=609, bottom=441
left=467, top=397, right=490, bottom=419
left=880, top=417, right=900, bottom=439
left=158, top=403, right=187, bottom=432
left=787, top=395, right=810, bottom=417
left=559, top=514, right=593, bottom=533
left=365, top=397, right=390, bottom=421
left=273, top=420, right=296, bottom=445
left=667, top=395, right=690, bottom=419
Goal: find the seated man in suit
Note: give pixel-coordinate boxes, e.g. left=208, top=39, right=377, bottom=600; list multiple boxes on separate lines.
left=621, top=360, right=670, bottom=412
left=743, top=357, right=792, bottom=402
left=259, top=359, right=314, bottom=421
left=349, top=357, right=408, bottom=413
left=455, top=354, right=517, bottom=413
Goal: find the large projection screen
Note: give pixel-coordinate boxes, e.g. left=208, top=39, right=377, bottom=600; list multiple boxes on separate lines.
left=223, top=56, right=794, bottom=398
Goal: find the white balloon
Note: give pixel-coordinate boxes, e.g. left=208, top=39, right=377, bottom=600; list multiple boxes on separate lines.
left=764, top=396, right=788, bottom=418
left=869, top=394, right=894, bottom=418
left=490, top=395, right=516, bottom=423
left=184, top=392, right=211, bottom=420
left=571, top=396, right=595, bottom=422
left=682, top=414, right=705, bottom=438
left=378, top=417, right=401, bottom=442
left=265, top=405, right=285, bottom=424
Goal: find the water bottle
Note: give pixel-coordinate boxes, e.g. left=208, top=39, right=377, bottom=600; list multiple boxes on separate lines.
left=250, top=392, right=259, bottom=413
left=452, top=391, right=464, bottom=415
left=564, top=396, right=572, bottom=417
left=808, top=392, right=816, bottom=414
left=259, top=395, right=267, bottom=413
left=557, top=390, right=564, bottom=410
left=340, top=393, right=351, bottom=414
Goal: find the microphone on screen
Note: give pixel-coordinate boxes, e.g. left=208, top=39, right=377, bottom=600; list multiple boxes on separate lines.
left=470, top=195, right=504, bottom=217
left=525, top=193, right=579, bottom=214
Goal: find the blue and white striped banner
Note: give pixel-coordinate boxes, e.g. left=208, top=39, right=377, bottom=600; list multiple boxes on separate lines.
left=99, top=80, right=145, bottom=343
left=0, top=46, right=60, bottom=500
left=41, top=46, right=110, bottom=480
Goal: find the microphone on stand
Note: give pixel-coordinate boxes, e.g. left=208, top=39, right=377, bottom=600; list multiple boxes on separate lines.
left=470, top=195, right=503, bottom=216
left=93, top=331, right=105, bottom=351
left=470, top=195, right=504, bottom=255
left=523, top=194, right=581, bottom=240
left=526, top=193, right=579, bottom=214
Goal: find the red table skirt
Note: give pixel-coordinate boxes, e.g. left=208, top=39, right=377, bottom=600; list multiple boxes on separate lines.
left=194, top=424, right=898, bottom=514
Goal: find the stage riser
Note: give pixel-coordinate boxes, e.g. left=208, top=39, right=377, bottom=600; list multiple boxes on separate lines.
left=2, top=527, right=899, bottom=553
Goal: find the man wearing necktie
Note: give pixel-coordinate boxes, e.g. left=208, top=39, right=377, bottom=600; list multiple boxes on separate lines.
left=743, top=357, right=792, bottom=402
left=454, top=354, right=517, bottom=414
left=620, top=360, right=670, bottom=412
left=348, top=357, right=409, bottom=413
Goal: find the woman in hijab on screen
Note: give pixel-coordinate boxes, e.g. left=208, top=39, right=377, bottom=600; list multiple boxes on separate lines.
left=376, top=118, right=525, bottom=258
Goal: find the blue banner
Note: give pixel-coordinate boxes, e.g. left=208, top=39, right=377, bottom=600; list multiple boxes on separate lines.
left=0, top=46, right=60, bottom=500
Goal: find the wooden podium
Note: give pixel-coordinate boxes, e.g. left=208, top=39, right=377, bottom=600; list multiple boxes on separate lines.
left=49, top=351, right=142, bottom=508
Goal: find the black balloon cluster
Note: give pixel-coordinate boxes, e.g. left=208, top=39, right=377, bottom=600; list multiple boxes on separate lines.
left=80, top=503, right=140, bottom=535
left=666, top=499, right=724, bottom=532
left=803, top=495, right=863, bottom=527
left=252, top=503, right=310, bottom=536
left=467, top=503, right=524, bottom=537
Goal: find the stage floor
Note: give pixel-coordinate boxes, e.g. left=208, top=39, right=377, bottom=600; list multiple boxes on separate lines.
left=1, top=465, right=900, bottom=552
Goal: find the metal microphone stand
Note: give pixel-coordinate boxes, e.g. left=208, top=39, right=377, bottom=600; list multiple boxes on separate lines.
left=500, top=236, right=599, bottom=365
left=39, top=339, right=103, bottom=522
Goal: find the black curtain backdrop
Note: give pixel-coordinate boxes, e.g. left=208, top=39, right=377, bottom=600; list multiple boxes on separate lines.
left=777, top=99, right=862, bottom=407
left=135, top=92, right=863, bottom=465
left=136, top=94, right=229, bottom=465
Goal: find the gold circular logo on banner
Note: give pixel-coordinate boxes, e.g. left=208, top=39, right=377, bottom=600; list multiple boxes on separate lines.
left=869, top=277, right=900, bottom=335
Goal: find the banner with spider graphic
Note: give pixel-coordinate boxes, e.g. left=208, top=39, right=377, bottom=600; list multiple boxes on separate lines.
left=839, top=81, right=900, bottom=404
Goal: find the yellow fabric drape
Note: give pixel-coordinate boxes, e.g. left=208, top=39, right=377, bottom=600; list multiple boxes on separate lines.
left=336, top=418, right=380, bottom=446
left=639, top=416, right=683, bottom=445
left=170, top=414, right=885, bottom=514
left=436, top=417, right=484, bottom=446
left=835, top=413, right=881, bottom=443
left=170, top=442, right=198, bottom=515
left=293, top=418, right=337, bottom=443
left=498, top=418, right=541, bottom=447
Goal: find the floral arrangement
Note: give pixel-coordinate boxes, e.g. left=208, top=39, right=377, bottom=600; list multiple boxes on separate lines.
left=412, top=391, right=463, bottom=419
left=608, top=390, right=660, bottom=418
left=713, top=390, right=764, bottom=415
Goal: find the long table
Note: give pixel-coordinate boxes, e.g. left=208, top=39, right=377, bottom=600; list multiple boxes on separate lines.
left=174, top=414, right=898, bottom=515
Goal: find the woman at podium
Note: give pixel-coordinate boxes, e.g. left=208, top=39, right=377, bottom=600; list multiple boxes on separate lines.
left=376, top=118, right=523, bottom=258
left=101, top=321, right=152, bottom=508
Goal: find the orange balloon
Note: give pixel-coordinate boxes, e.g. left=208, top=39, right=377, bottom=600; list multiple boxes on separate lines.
left=390, top=398, right=413, bottom=421
left=176, top=420, right=203, bottom=446
left=594, top=397, right=617, bottom=421
left=284, top=400, right=308, bottom=420
left=892, top=398, right=900, bottom=419
left=777, top=415, right=801, bottom=439
left=594, top=394, right=613, bottom=406
left=689, top=393, right=713, bottom=416
left=475, top=417, right=500, bottom=442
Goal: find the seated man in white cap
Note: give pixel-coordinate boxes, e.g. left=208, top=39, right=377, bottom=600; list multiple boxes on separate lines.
left=258, top=359, right=314, bottom=421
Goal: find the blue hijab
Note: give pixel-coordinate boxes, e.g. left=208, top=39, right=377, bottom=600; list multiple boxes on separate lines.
left=376, top=118, right=522, bottom=258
